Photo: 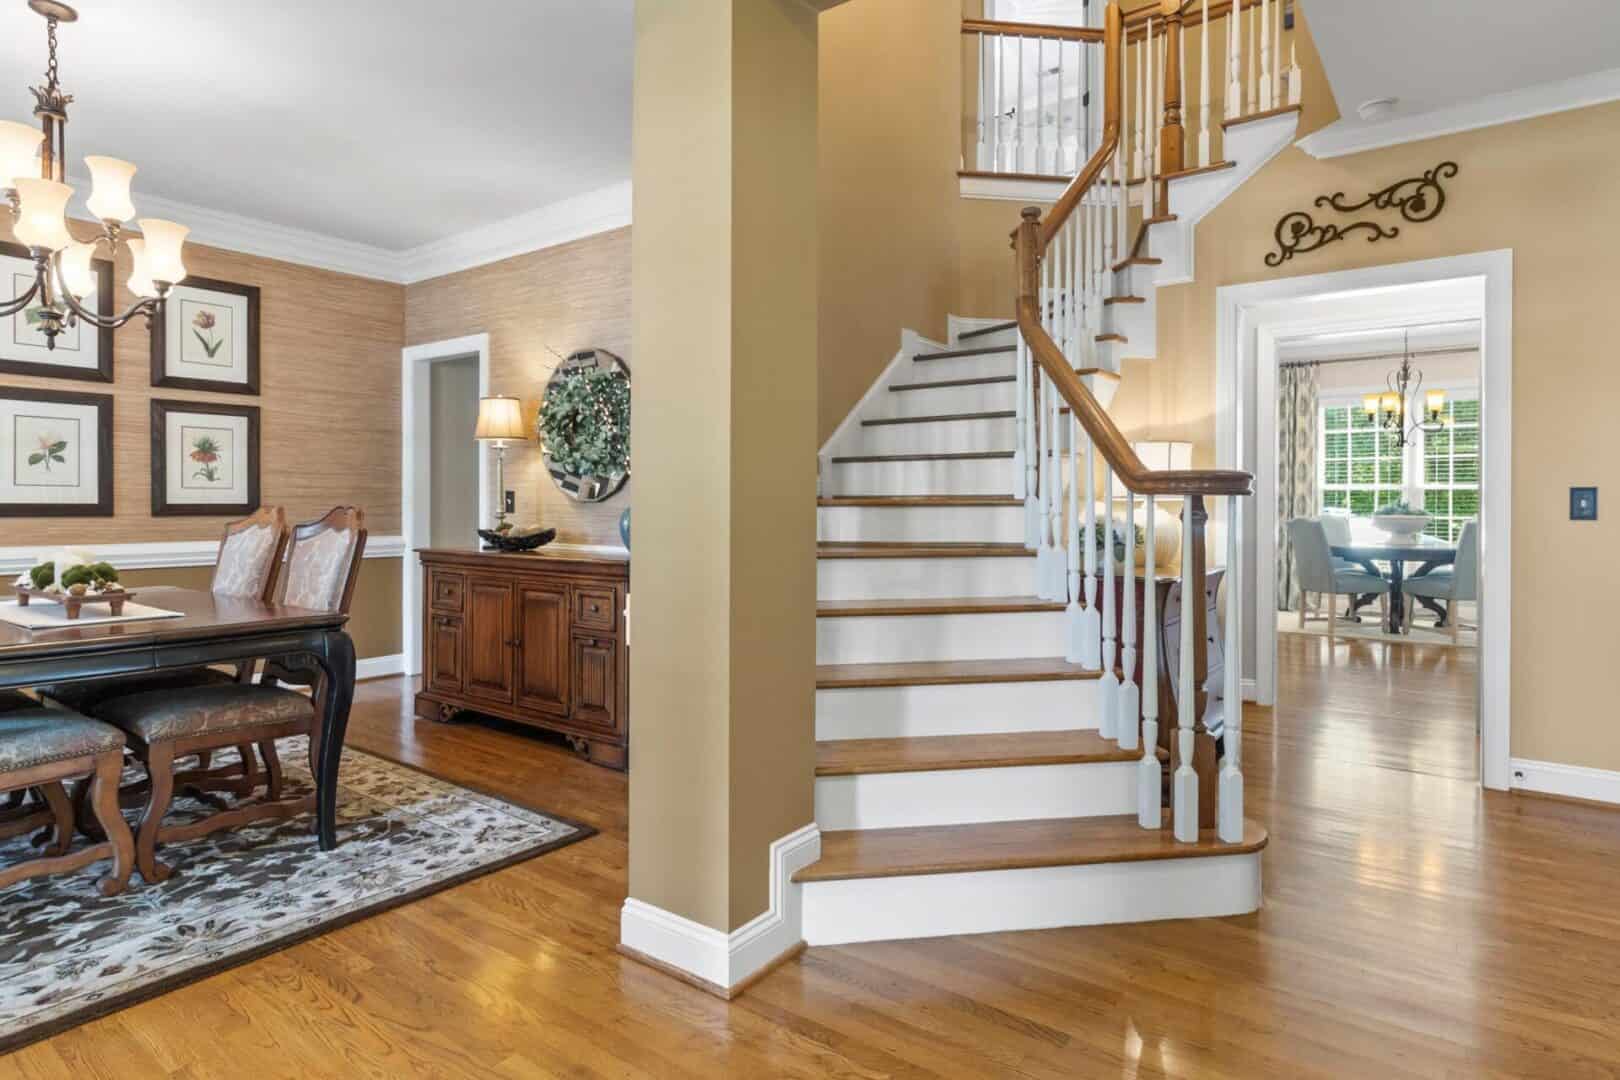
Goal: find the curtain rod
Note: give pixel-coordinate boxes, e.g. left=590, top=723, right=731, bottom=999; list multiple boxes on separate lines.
left=1279, top=343, right=1480, bottom=370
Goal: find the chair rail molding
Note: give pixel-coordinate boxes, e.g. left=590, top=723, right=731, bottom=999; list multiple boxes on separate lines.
left=0, top=535, right=404, bottom=576
left=1214, top=249, right=1513, bottom=791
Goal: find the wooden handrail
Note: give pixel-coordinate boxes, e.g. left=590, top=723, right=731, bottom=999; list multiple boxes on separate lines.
left=1123, top=0, right=1263, bottom=33
left=960, top=18, right=1104, bottom=43
left=1012, top=3, right=1251, bottom=499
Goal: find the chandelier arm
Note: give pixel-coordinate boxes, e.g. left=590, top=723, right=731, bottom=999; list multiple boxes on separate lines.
left=54, top=285, right=160, bottom=331
left=0, top=272, right=43, bottom=318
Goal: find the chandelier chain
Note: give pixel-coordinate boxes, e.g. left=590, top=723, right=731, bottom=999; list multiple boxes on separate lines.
left=45, top=17, right=58, bottom=94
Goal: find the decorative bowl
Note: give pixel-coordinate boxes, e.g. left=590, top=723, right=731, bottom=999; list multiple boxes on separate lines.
left=1371, top=513, right=1429, bottom=544
left=477, top=527, right=556, bottom=553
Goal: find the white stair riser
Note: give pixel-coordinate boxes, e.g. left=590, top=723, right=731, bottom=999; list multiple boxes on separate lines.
left=815, top=679, right=1097, bottom=740
left=953, top=329, right=1017, bottom=349
left=907, top=352, right=1015, bottom=383
left=815, top=760, right=1136, bottom=830
left=817, top=609, right=1065, bottom=664
left=827, top=457, right=1012, bottom=497
left=883, top=381, right=1016, bottom=418
left=801, top=852, right=1263, bottom=945
left=817, top=503, right=1025, bottom=544
left=817, top=555, right=1034, bottom=600
left=1103, top=302, right=1155, bottom=357
left=854, top=416, right=1015, bottom=456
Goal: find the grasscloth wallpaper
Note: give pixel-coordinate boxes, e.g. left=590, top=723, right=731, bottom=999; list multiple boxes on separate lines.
left=404, top=227, right=632, bottom=548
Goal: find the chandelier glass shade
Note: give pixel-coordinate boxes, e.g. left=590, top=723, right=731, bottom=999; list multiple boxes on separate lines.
left=0, top=0, right=188, bottom=349
left=1360, top=331, right=1447, bottom=449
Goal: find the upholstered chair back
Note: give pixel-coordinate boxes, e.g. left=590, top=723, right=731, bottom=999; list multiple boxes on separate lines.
left=275, top=507, right=368, bottom=614
left=1318, top=513, right=1353, bottom=548
left=1286, top=518, right=1335, bottom=592
left=1452, top=521, right=1479, bottom=600
left=212, top=507, right=289, bottom=603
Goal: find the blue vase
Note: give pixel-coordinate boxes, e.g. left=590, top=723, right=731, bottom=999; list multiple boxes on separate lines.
left=619, top=507, right=631, bottom=550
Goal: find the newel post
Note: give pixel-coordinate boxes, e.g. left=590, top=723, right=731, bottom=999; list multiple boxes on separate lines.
left=1157, top=0, right=1186, bottom=197
left=1184, top=494, right=1219, bottom=830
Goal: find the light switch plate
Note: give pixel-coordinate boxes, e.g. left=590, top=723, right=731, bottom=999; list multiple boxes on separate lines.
left=504, top=490, right=515, bottom=514
left=1571, top=486, right=1598, bottom=521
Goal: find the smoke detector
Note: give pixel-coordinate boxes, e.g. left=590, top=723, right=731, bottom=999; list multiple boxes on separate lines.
left=1357, top=97, right=1399, bottom=122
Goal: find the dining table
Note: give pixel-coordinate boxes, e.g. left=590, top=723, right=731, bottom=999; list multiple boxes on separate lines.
left=1329, top=530, right=1457, bottom=634
left=0, top=585, right=356, bottom=850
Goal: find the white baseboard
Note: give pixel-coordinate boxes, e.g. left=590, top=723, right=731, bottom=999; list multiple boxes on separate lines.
left=620, top=823, right=820, bottom=993
left=356, top=654, right=405, bottom=681
left=0, top=535, right=405, bottom=576
left=1510, top=758, right=1620, bottom=806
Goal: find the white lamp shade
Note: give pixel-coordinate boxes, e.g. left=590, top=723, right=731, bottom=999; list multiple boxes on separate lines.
left=12, top=177, right=74, bottom=251
left=0, top=121, right=42, bottom=188
left=124, top=238, right=159, bottom=299
left=57, top=240, right=97, bottom=299
left=475, top=396, right=530, bottom=442
left=138, top=218, right=188, bottom=284
left=84, top=156, right=137, bottom=222
left=1113, top=440, right=1194, bottom=499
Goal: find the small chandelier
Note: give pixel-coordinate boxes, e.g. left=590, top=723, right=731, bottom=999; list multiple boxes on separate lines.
left=0, top=0, right=188, bottom=350
left=1362, top=331, right=1447, bottom=450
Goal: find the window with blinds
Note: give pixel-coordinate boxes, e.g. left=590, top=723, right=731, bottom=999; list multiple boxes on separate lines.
left=1319, top=404, right=1403, bottom=516
left=1422, top=398, right=1480, bottom=542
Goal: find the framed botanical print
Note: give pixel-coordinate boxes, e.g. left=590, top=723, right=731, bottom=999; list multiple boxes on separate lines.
left=150, top=398, right=260, bottom=516
left=0, top=241, right=115, bottom=384
left=149, top=276, right=260, bottom=395
left=0, top=385, right=114, bottom=517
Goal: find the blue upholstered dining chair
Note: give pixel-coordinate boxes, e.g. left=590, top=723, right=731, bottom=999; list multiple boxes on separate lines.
left=1287, top=518, right=1388, bottom=648
left=1402, top=520, right=1478, bottom=641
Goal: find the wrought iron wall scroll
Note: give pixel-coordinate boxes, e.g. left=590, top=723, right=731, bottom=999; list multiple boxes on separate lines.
left=1266, top=161, right=1459, bottom=267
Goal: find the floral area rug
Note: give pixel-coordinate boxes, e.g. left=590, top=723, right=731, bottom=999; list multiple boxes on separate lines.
left=0, top=737, right=591, bottom=1055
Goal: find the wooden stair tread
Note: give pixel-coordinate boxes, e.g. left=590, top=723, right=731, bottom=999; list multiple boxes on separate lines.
left=817, top=729, right=1129, bottom=777
left=817, top=595, right=1063, bottom=617
left=861, top=410, right=1013, bottom=427
left=1113, top=255, right=1163, bottom=272
left=890, top=375, right=1014, bottom=392
left=1103, top=295, right=1146, bottom=305
left=1095, top=333, right=1127, bottom=343
left=794, top=815, right=1270, bottom=883
left=1222, top=104, right=1302, bottom=130
left=817, top=495, right=1020, bottom=508
left=914, top=345, right=1017, bottom=361
left=958, top=320, right=1017, bottom=341
left=817, top=542, right=1030, bottom=560
left=815, top=656, right=1099, bottom=688
left=830, top=451, right=1012, bottom=463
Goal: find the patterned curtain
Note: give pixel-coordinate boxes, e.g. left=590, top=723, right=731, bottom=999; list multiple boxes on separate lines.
left=1276, top=364, right=1319, bottom=611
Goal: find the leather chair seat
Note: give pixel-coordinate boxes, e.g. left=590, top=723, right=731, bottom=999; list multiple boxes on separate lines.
left=39, top=667, right=239, bottom=714
left=94, top=684, right=314, bottom=746
left=0, top=708, right=126, bottom=772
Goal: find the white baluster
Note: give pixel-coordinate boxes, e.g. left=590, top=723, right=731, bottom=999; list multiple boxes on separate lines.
left=1035, top=37, right=1047, bottom=176
left=1024, top=333, right=1039, bottom=548
left=1247, top=3, right=1258, bottom=114
left=992, top=34, right=1005, bottom=170
left=977, top=34, right=987, bottom=169
left=1138, top=494, right=1161, bottom=828
left=1147, top=18, right=1158, bottom=215
left=1272, top=0, right=1283, bottom=112
left=1055, top=40, right=1067, bottom=174
left=1015, top=35, right=1026, bottom=171
left=1037, top=240, right=1054, bottom=589
left=1048, top=226, right=1066, bottom=600
left=1119, top=486, right=1140, bottom=751
left=1132, top=27, right=1145, bottom=180
left=1080, top=433, right=1100, bottom=668
left=1219, top=493, right=1245, bottom=843
left=1197, top=0, right=1211, bottom=167
left=1098, top=464, right=1119, bottom=739
left=1258, top=0, right=1272, bottom=111
left=1065, top=417, right=1083, bottom=661
left=1226, top=3, right=1242, bottom=121
left=1014, top=329, right=1027, bottom=503
left=1288, top=42, right=1303, bottom=107
left=1172, top=501, right=1199, bottom=843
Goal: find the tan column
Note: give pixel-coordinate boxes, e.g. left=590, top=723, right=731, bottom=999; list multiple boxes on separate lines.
left=625, top=0, right=819, bottom=984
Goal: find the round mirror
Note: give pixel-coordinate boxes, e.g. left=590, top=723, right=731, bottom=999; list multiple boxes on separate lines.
left=539, top=347, right=630, bottom=503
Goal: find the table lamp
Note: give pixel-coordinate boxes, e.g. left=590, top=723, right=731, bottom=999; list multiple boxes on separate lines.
left=475, top=395, right=531, bottom=532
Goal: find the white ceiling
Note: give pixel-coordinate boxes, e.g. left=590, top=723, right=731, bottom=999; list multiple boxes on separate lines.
left=0, top=0, right=633, bottom=252
left=1306, top=1, right=1620, bottom=134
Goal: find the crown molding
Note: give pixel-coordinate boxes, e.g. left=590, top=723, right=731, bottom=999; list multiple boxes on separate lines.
left=1299, top=65, right=1620, bottom=159
left=66, top=178, right=633, bottom=286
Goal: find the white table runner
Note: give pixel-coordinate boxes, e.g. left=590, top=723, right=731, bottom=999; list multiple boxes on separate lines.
left=0, top=598, right=185, bottom=630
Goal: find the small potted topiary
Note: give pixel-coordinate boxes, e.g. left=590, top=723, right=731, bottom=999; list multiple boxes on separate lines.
left=1372, top=500, right=1430, bottom=544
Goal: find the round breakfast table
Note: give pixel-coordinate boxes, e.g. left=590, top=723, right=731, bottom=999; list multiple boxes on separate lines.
left=1330, top=534, right=1457, bottom=634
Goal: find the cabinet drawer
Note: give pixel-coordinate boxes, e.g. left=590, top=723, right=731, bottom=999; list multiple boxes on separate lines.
left=430, top=571, right=465, bottom=613
left=574, top=588, right=618, bottom=633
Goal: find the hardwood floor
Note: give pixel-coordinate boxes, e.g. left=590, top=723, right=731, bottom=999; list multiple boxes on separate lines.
left=10, top=635, right=1620, bottom=1077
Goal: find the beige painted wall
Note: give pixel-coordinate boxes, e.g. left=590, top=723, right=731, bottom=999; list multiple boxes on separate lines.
left=404, top=228, right=632, bottom=548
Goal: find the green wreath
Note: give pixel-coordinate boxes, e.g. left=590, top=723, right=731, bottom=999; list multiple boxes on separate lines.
left=539, top=367, right=630, bottom=479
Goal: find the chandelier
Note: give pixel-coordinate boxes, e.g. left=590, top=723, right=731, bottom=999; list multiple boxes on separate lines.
left=1362, top=331, right=1446, bottom=450
left=0, top=0, right=188, bottom=350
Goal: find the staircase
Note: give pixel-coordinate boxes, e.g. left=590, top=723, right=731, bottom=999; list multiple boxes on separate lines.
left=795, top=0, right=1295, bottom=946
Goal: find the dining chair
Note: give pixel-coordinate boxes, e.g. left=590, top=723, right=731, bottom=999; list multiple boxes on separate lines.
left=0, top=694, right=134, bottom=896
left=75, top=507, right=366, bottom=883
left=1402, top=521, right=1478, bottom=641
left=1287, top=518, right=1389, bottom=648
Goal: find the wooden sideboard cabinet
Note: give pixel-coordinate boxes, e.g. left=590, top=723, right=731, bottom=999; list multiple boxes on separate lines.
left=414, top=548, right=630, bottom=769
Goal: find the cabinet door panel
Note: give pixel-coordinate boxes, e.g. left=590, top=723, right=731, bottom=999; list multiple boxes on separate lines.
left=464, top=577, right=515, bottom=705
left=425, top=615, right=463, bottom=694
left=516, top=584, right=570, bottom=718
left=570, top=634, right=618, bottom=734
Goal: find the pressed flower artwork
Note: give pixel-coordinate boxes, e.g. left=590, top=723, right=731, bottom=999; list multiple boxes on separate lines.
left=180, top=425, right=233, bottom=489
left=0, top=387, right=109, bottom=515
left=12, top=414, right=80, bottom=488
left=154, top=278, right=258, bottom=394
left=179, top=300, right=233, bottom=367
left=152, top=399, right=258, bottom=515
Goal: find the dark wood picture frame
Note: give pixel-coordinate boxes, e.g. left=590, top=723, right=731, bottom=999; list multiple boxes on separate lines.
left=0, top=241, right=115, bottom=384
left=0, top=384, right=114, bottom=517
left=149, top=275, right=261, bottom=395
left=150, top=398, right=261, bottom=517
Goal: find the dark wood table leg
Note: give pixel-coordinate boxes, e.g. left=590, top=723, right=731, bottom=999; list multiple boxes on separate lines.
left=311, top=630, right=356, bottom=851
left=1388, top=561, right=1406, bottom=633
